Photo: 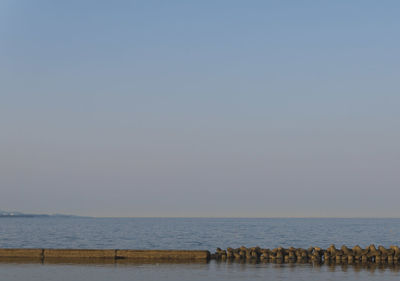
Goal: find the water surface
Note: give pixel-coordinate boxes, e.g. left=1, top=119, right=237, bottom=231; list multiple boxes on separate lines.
left=1, top=260, right=399, bottom=281
left=1, top=217, right=399, bottom=250
left=1, top=217, right=400, bottom=280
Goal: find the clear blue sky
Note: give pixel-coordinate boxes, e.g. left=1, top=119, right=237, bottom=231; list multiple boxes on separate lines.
left=1, top=0, right=399, bottom=217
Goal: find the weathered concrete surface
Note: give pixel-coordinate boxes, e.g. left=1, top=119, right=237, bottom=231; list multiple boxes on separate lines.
left=0, top=248, right=43, bottom=258
left=116, top=259, right=209, bottom=264
left=44, top=249, right=115, bottom=259
left=44, top=257, right=116, bottom=264
left=0, top=249, right=211, bottom=261
left=0, top=257, right=43, bottom=263
left=116, top=250, right=210, bottom=261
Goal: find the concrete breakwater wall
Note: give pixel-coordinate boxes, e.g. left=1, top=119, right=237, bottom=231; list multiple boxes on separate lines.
left=212, top=245, right=400, bottom=264
left=0, top=249, right=210, bottom=262
left=2, top=245, right=400, bottom=264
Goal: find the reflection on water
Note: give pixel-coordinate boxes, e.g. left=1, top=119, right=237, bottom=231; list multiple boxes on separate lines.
left=1, top=259, right=400, bottom=281
left=1, top=257, right=399, bottom=271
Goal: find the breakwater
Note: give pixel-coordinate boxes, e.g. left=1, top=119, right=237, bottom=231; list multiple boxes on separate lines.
left=0, top=249, right=210, bottom=262
left=1, top=245, right=400, bottom=264
left=212, top=245, right=400, bottom=264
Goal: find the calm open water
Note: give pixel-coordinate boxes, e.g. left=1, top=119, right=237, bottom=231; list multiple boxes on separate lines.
left=1, top=217, right=400, bottom=249
left=1, top=217, right=400, bottom=280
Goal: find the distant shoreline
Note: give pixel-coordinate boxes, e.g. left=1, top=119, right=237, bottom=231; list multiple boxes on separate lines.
left=0, top=212, right=79, bottom=218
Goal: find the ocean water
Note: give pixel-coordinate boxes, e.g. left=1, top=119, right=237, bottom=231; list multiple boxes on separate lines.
left=1, top=217, right=400, bottom=280
left=1, top=217, right=400, bottom=250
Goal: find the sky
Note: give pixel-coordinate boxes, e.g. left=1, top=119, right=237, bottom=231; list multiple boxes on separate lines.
left=1, top=0, right=399, bottom=217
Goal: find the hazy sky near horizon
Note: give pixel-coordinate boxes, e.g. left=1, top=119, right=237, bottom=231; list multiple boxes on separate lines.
left=1, top=0, right=399, bottom=217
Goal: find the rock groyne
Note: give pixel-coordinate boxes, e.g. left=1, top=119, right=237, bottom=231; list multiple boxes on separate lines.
left=212, top=245, right=400, bottom=264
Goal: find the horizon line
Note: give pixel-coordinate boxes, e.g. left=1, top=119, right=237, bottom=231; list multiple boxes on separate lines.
left=88, top=216, right=400, bottom=219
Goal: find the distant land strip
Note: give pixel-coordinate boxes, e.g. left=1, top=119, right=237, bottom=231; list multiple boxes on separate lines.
left=0, top=210, right=79, bottom=218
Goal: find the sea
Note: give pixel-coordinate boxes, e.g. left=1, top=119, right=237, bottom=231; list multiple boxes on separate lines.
left=1, top=217, right=400, bottom=281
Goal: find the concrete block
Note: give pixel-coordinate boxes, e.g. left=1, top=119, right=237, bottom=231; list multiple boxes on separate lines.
left=44, top=249, right=115, bottom=259
left=0, top=248, right=43, bottom=258
left=116, top=250, right=210, bottom=261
